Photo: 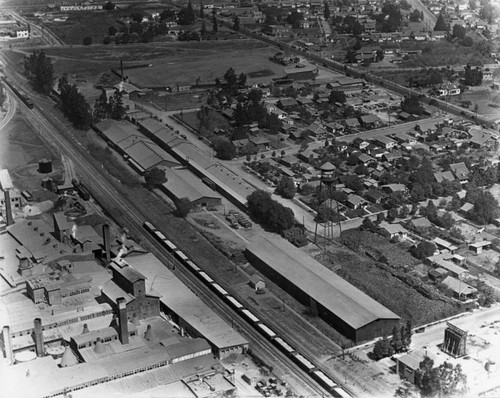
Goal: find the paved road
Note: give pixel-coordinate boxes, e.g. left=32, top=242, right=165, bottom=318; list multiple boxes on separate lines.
left=411, top=305, right=500, bottom=349
left=407, top=0, right=437, bottom=30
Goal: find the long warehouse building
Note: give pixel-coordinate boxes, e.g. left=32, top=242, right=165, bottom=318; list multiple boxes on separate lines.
left=246, top=236, right=400, bottom=342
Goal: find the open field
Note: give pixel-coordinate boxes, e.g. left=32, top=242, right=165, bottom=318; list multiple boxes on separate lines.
left=39, top=40, right=284, bottom=87
left=400, top=40, right=494, bottom=68
left=0, top=110, right=63, bottom=193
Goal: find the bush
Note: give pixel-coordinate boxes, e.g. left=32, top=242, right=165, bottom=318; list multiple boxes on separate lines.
left=83, top=36, right=92, bottom=45
left=103, top=36, right=111, bottom=45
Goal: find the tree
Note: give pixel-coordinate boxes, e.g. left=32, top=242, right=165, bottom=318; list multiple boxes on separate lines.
left=247, top=190, right=295, bottom=232
left=108, top=89, right=125, bottom=120
left=464, top=64, right=483, bottom=86
left=390, top=326, right=404, bottom=353
left=24, top=50, right=54, bottom=95
left=174, top=197, right=192, bottom=217
left=213, top=139, right=236, bottom=160
left=200, top=20, right=208, bottom=39
left=108, top=26, right=118, bottom=36
left=401, top=95, right=424, bottom=115
left=131, top=12, right=143, bottom=23
left=58, top=74, right=92, bottom=130
left=471, top=190, right=500, bottom=224
left=434, top=13, right=448, bottom=31
left=178, top=1, right=196, bottom=25
left=238, top=73, right=247, bottom=89
left=103, top=1, right=115, bottom=10
left=275, top=176, right=297, bottom=199
left=387, top=208, right=398, bottom=221
left=372, top=335, right=393, bottom=360
left=144, top=167, right=167, bottom=188
left=452, top=24, right=466, bottom=40
left=103, top=36, right=112, bottom=44
left=223, top=67, right=238, bottom=93
left=412, top=241, right=436, bottom=260
left=197, top=105, right=211, bottom=130
left=345, top=49, right=358, bottom=64
left=212, top=10, right=218, bottom=32
left=233, top=15, right=240, bottom=31
left=93, top=91, right=110, bottom=121
left=409, top=9, right=421, bottom=22
left=376, top=49, right=385, bottom=62
left=199, top=0, right=204, bottom=19
left=329, top=90, right=346, bottom=104
left=286, top=10, right=303, bottom=29
left=323, top=2, right=330, bottom=20
left=418, top=361, right=467, bottom=397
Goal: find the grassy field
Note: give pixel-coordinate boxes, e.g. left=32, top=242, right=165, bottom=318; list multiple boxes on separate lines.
left=42, top=39, right=284, bottom=88
left=0, top=112, right=63, bottom=193
left=400, top=41, right=494, bottom=68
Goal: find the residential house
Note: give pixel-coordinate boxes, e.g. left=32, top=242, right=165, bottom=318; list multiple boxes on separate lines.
left=378, top=222, right=409, bottom=240
left=277, top=97, right=298, bottom=110
left=393, top=132, right=417, bottom=146
left=381, top=184, right=408, bottom=194
left=365, top=189, right=386, bottom=204
left=326, top=122, right=344, bottom=135
left=433, top=237, right=458, bottom=254
left=449, top=162, right=469, bottom=183
left=343, top=118, right=361, bottom=131
left=248, top=136, right=271, bottom=151
left=441, top=276, right=477, bottom=301
left=359, top=114, right=382, bottom=129
left=355, top=153, right=375, bottom=166
left=434, top=171, right=455, bottom=183
left=407, top=217, right=432, bottom=229
left=346, top=194, right=365, bottom=209
left=382, top=151, right=402, bottom=163
left=469, top=241, right=492, bottom=254
left=373, top=136, right=397, bottom=150
left=352, top=137, right=369, bottom=150
left=307, top=122, right=327, bottom=139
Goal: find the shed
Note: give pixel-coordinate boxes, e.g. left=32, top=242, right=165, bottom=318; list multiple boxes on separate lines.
left=248, top=276, right=266, bottom=291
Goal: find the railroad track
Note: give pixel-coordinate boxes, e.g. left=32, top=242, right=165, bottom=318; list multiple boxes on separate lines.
left=3, top=78, right=333, bottom=397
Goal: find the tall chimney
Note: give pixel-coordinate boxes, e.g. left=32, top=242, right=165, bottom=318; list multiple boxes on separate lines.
left=117, top=297, right=129, bottom=345
left=4, top=190, right=13, bottom=226
left=2, top=326, right=13, bottom=364
left=34, top=318, right=45, bottom=357
left=102, top=224, right=111, bottom=262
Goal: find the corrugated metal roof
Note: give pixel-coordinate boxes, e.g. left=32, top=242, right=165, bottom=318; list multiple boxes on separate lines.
left=246, top=236, right=400, bottom=330
left=162, top=168, right=221, bottom=203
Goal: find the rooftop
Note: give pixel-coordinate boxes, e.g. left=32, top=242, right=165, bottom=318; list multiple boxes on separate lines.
left=246, top=236, right=400, bottom=330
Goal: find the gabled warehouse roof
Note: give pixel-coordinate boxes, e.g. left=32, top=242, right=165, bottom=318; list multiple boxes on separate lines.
left=246, top=236, right=400, bottom=330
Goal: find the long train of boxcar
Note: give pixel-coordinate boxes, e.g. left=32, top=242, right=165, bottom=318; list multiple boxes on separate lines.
left=143, top=220, right=350, bottom=398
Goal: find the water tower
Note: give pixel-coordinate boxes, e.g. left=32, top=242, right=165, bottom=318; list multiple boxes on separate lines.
left=314, top=162, right=341, bottom=247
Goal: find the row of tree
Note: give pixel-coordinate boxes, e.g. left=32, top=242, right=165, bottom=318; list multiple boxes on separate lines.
left=372, top=321, right=412, bottom=360
left=247, top=190, right=295, bottom=233
left=57, top=74, right=92, bottom=130
left=93, top=90, right=125, bottom=122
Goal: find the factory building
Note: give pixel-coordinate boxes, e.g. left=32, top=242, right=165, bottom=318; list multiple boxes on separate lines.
left=125, top=253, right=249, bottom=359
left=101, top=260, right=161, bottom=322
left=246, top=236, right=400, bottom=342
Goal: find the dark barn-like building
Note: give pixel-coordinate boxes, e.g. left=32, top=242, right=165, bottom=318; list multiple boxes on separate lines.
left=246, top=237, right=400, bottom=342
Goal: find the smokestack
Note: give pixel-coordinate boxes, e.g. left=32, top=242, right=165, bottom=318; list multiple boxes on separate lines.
left=144, top=324, right=155, bottom=341
left=4, top=190, right=13, bottom=226
left=2, top=326, right=13, bottom=365
left=103, top=224, right=111, bottom=262
left=34, top=318, right=45, bottom=357
left=120, top=60, right=124, bottom=81
left=117, top=297, right=129, bottom=345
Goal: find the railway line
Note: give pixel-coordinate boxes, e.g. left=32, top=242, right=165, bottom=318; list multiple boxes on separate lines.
left=2, top=73, right=337, bottom=397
